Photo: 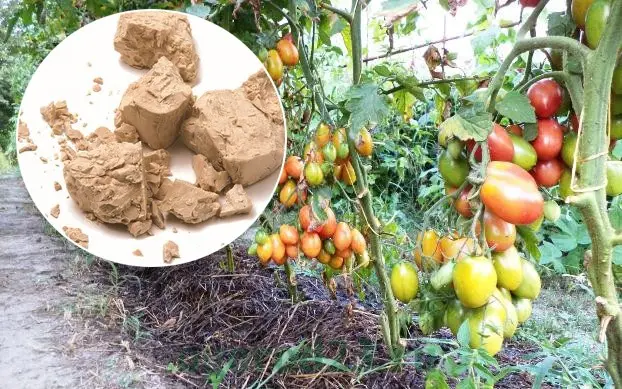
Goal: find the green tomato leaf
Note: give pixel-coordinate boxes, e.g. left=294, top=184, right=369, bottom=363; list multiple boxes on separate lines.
left=341, top=24, right=352, bottom=56
left=522, top=123, right=538, bottom=142
left=345, top=83, right=390, bottom=139
left=394, top=89, right=415, bottom=121
left=547, top=11, right=576, bottom=37
left=517, top=225, right=542, bottom=261
left=496, top=91, right=536, bottom=124
left=373, top=64, right=392, bottom=77
left=457, top=320, right=470, bottom=348
left=425, top=369, right=450, bottom=389
left=438, top=102, right=493, bottom=142
left=422, top=343, right=444, bottom=357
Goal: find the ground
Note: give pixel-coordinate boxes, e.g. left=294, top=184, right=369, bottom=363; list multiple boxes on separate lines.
left=0, top=172, right=608, bottom=388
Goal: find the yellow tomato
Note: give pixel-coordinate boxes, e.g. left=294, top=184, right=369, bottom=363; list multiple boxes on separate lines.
left=390, top=262, right=419, bottom=303
left=452, top=256, right=497, bottom=308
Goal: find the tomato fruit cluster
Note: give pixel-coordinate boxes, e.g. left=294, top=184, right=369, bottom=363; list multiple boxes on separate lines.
left=261, top=33, right=299, bottom=85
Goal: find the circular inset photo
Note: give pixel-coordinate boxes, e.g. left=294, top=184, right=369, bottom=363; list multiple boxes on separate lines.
left=17, top=10, right=286, bottom=267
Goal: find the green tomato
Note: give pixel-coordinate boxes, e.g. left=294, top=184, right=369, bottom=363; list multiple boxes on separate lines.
left=543, top=200, right=561, bottom=221
left=257, top=47, right=268, bottom=63
left=585, top=0, right=611, bottom=49
left=508, top=133, right=538, bottom=171
left=337, top=143, right=350, bottom=160
left=255, top=230, right=269, bottom=245
left=607, top=161, right=622, bottom=197
left=447, top=139, right=464, bottom=160
left=439, top=150, right=470, bottom=187
left=248, top=243, right=258, bottom=256
left=612, top=64, right=622, bottom=95
left=559, top=169, right=577, bottom=200
left=513, top=297, right=533, bottom=323
left=323, top=239, right=336, bottom=255
left=613, top=95, right=622, bottom=116
left=443, top=299, right=467, bottom=336
left=612, top=116, right=622, bottom=140
left=322, top=142, right=337, bottom=162
left=561, top=132, right=578, bottom=167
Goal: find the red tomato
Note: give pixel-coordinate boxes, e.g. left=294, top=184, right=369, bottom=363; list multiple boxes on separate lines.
left=317, top=207, right=337, bottom=239
left=481, top=161, right=544, bottom=225
left=299, top=205, right=312, bottom=231
left=446, top=185, right=474, bottom=217
left=507, top=124, right=523, bottom=136
left=466, top=123, right=515, bottom=162
left=333, top=222, right=353, bottom=251
left=483, top=209, right=516, bottom=252
left=527, top=79, right=563, bottom=118
left=531, top=119, right=564, bottom=160
left=520, top=0, right=540, bottom=7
left=531, top=159, right=565, bottom=187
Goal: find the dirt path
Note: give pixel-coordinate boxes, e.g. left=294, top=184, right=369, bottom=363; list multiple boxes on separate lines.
left=0, top=173, right=175, bottom=389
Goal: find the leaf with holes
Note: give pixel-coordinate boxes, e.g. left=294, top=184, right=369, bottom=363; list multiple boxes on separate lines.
left=496, top=91, right=536, bottom=124
left=438, top=102, right=493, bottom=141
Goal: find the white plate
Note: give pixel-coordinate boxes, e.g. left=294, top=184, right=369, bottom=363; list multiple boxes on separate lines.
left=17, top=10, right=285, bottom=267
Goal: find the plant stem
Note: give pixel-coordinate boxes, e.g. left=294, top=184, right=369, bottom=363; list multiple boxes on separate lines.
left=226, top=245, right=235, bottom=273
left=347, top=0, right=402, bottom=358
left=284, top=259, right=298, bottom=302
left=319, top=3, right=352, bottom=23
left=570, top=0, right=622, bottom=385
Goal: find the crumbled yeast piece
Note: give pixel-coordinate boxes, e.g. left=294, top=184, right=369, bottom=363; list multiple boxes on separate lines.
left=62, top=226, right=89, bottom=248
left=118, top=57, right=192, bottom=149
left=220, top=184, right=252, bottom=217
left=86, top=127, right=116, bottom=147
left=242, top=70, right=284, bottom=125
left=63, top=142, right=148, bottom=225
left=133, top=249, right=143, bottom=257
left=54, top=182, right=62, bottom=191
left=191, top=154, right=230, bottom=193
left=17, top=120, right=30, bottom=142
left=93, top=77, right=104, bottom=85
left=150, top=200, right=165, bottom=229
left=157, top=179, right=220, bottom=224
left=163, top=240, right=179, bottom=263
left=114, top=123, right=139, bottom=143
left=50, top=204, right=60, bottom=218
left=143, top=149, right=172, bottom=196
left=40, top=157, right=48, bottom=163
left=92, top=84, right=101, bottom=92
left=114, top=12, right=199, bottom=82
left=40, top=101, right=76, bottom=136
left=19, top=144, right=37, bottom=153
left=127, top=219, right=152, bottom=237
left=181, top=87, right=284, bottom=186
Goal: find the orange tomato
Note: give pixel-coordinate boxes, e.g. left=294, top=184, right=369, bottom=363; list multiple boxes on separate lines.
left=257, top=240, right=273, bottom=264
left=285, top=156, right=304, bottom=179
left=279, top=224, right=299, bottom=245
left=276, top=38, right=299, bottom=67
left=285, top=244, right=298, bottom=259
left=317, top=249, right=331, bottom=264
left=336, top=247, right=352, bottom=259
left=265, top=49, right=283, bottom=81
left=279, top=168, right=287, bottom=184
left=271, top=234, right=286, bottom=263
left=315, top=123, right=332, bottom=147
left=350, top=228, right=366, bottom=254
left=303, top=142, right=324, bottom=164
left=333, top=163, right=343, bottom=181
left=440, top=236, right=478, bottom=261
left=329, top=256, right=345, bottom=270
left=318, top=207, right=337, bottom=239
left=301, top=232, right=322, bottom=258
left=279, top=180, right=298, bottom=208
left=483, top=209, right=516, bottom=252
left=341, top=160, right=357, bottom=185
left=356, top=128, right=373, bottom=157
left=414, top=230, right=442, bottom=269
left=299, top=205, right=312, bottom=231
left=333, top=222, right=353, bottom=251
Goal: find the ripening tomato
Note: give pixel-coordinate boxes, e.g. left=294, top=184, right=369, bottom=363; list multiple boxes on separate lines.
left=559, top=169, right=577, bottom=200
left=333, top=222, right=353, bottom=251
left=570, top=113, right=580, bottom=132
left=439, top=150, right=470, bottom=187
left=303, top=142, right=324, bottom=164
left=322, top=143, right=337, bottom=162
left=257, top=239, right=273, bottom=264
left=315, top=123, right=331, bottom=147
left=255, top=230, right=269, bottom=245
left=341, top=160, right=357, bottom=185
left=612, top=117, right=622, bottom=140
left=531, top=159, right=564, bottom=187
left=513, top=297, right=533, bottom=323
left=391, top=262, right=419, bottom=303
left=279, top=224, right=299, bottom=245
left=585, top=0, right=611, bottom=49
left=507, top=124, right=523, bottom=136
left=279, top=180, right=298, bottom=208
left=527, top=79, right=563, bottom=118
left=440, top=236, right=478, bottom=262
left=520, top=0, right=540, bottom=7
left=572, top=0, right=595, bottom=28
left=466, top=123, right=515, bottom=162
left=285, top=156, right=304, bottom=179
left=481, top=161, right=544, bottom=225
left=336, top=247, right=352, bottom=259
left=299, top=205, right=312, bottom=231
left=270, top=234, right=286, bottom=264
left=468, top=307, right=504, bottom=356
left=414, top=229, right=443, bottom=269
left=531, top=119, right=564, bottom=160
left=483, top=209, right=516, bottom=252
left=356, top=128, right=373, bottom=157
left=316, top=249, right=330, bottom=264
left=265, top=49, right=283, bottom=82
left=446, top=185, right=474, bottom=217
left=550, top=49, right=563, bottom=71
left=329, top=255, right=345, bottom=270
left=613, top=64, right=622, bottom=95
left=607, top=161, right=622, bottom=197
left=350, top=228, right=366, bottom=254
left=318, top=207, right=337, bottom=239
left=285, top=244, right=298, bottom=259
left=509, top=133, right=538, bottom=171
left=561, top=132, right=578, bottom=167
left=278, top=168, right=287, bottom=184
left=453, top=255, right=497, bottom=308
left=512, top=258, right=541, bottom=299
left=301, top=232, right=322, bottom=258
left=304, top=162, right=324, bottom=186
left=332, top=128, right=348, bottom=155
left=323, top=239, right=336, bottom=255
left=492, top=246, right=523, bottom=291
left=276, top=38, right=299, bottom=66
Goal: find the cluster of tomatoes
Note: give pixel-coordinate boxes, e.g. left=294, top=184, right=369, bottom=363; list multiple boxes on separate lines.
left=248, top=205, right=371, bottom=270
left=249, top=123, right=375, bottom=270
left=260, top=33, right=299, bottom=86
